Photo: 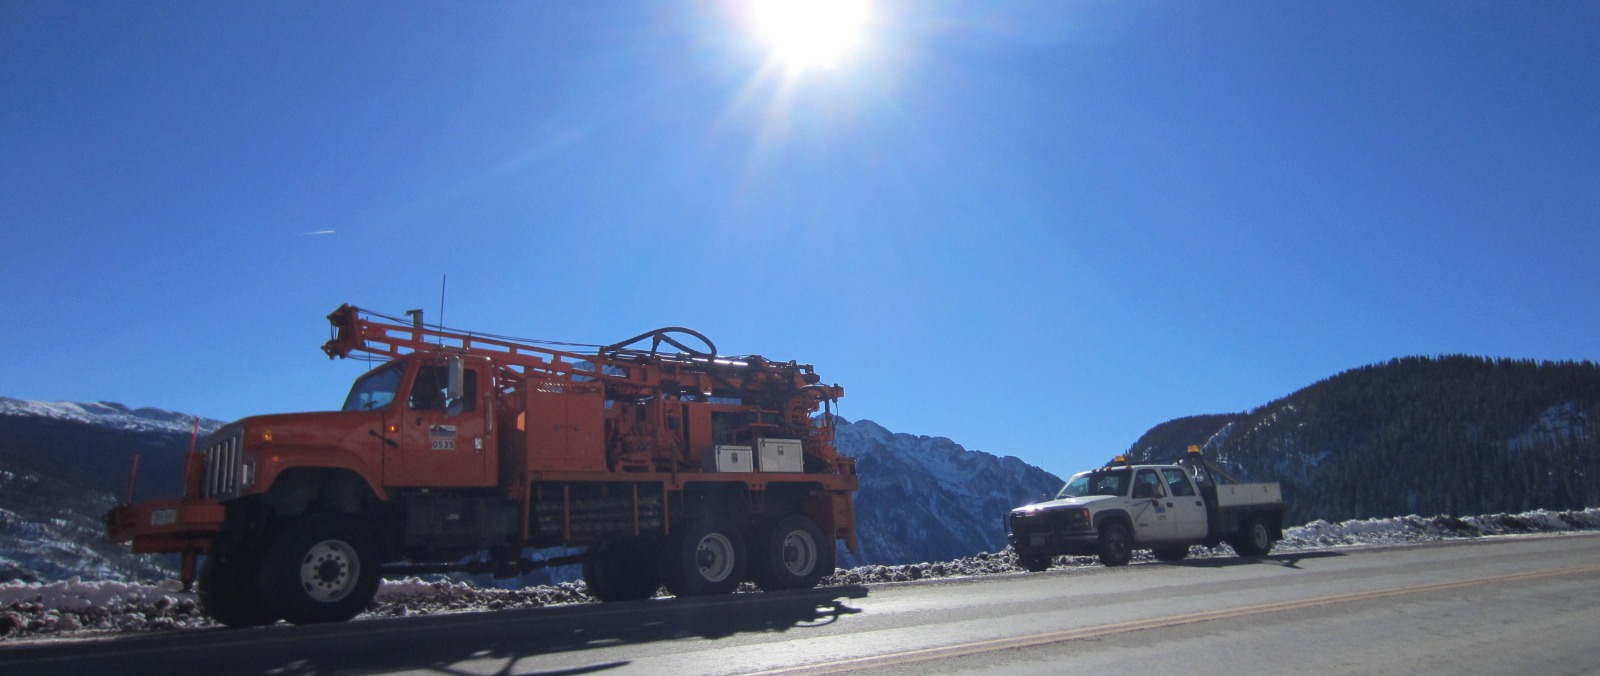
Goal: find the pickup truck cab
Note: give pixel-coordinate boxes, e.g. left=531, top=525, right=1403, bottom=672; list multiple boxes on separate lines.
left=1007, top=449, right=1283, bottom=570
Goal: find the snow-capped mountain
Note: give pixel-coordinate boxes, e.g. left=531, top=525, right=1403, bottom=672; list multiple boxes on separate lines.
left=0, top=398, right=224, bottom=436
left=0, top=399, right=217, bottom=583
left=832, top=418, right=1063, bottom=566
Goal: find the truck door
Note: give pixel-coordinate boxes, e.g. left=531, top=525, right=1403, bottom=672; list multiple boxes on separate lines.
left=1161, top=468, right=1209, bottom=540
left=388, top=361, right=491, bottom=487
left=1128, top=469, right=1174, bottom=541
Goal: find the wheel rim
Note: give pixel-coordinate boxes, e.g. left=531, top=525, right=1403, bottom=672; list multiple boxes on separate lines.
left=779, top=529, right=819, bottom=577
left=299, top=539, right=360, bottom=603
left=694, top=532, right=737, bottom=583
left=1252, top=523, right=1270, bottom=551
left=1109, top=530, right=1128, bottom=557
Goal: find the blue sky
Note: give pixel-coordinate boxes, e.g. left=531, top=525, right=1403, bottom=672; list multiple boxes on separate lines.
left=3, top=1, right=1597, bottom=473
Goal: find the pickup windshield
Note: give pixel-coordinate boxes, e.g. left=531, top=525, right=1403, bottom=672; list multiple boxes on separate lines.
left=1056, top=469, right=1130, bottom=499
left=342, top=362, right=403, bottom=411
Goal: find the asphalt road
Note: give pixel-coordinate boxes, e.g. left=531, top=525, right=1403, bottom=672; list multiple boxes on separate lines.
left=6, top=533, right=1600, bottom=676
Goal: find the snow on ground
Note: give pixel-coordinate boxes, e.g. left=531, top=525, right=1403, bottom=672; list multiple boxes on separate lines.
left=3, top=508, right=1598, bottom=641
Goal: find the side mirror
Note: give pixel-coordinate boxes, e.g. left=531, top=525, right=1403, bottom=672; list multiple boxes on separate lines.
left=446, top=356, right=465, bottom=416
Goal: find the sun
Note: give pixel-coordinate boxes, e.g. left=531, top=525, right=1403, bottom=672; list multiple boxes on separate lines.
left=751, top=0, right=870, bottom=72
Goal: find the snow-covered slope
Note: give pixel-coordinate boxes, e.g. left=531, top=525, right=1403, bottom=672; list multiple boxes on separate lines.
left=0, top=398, right=224, bottom=436
left=0, top=399, right=222, bottom=584
left=833, top=418, right=1063, bottom=566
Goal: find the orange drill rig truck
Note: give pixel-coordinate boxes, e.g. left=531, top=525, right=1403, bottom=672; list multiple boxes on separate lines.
left=107, top=305, right=856, bottom=627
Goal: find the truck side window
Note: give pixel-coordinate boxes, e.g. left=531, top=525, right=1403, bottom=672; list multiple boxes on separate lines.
left=409, top=366, right=477, bottom=413
left=1133, top=469, right=1166, bottom=499
left=342, top=363, right=403, bottom=412
left=1161, top=468, right=1196, bottom=497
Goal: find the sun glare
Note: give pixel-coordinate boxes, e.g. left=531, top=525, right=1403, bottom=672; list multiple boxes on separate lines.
left=752, top=0, right=869, bottom=72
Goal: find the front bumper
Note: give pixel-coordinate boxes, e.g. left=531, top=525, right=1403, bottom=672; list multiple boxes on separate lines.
left=106, top=498, right=226, bottom=554
left=1008, top=511, right=1098, bottom=555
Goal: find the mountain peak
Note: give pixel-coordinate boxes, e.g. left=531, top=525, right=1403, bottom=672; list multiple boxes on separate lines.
left=0, top=397, right=226, bottom=436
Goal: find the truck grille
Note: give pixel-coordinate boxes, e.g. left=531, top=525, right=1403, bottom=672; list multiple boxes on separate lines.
left=201, top=432, right=244, bottom=499
left=1009, top=509, right=1091, bottom=536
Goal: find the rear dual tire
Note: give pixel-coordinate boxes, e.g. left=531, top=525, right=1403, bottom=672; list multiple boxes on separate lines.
left=662, top=515, right=834, bottom=597
left=751, top=515, right=833, bottom=591
left=664, top=518, right=747, bottom=597
left=1230, top=518, right=1274, bottom=557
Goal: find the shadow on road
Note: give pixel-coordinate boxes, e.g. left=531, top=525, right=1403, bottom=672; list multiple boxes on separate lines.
left=5, top=585, right=871, bottom=676
left=1159, top=551, right=1345, bottom=570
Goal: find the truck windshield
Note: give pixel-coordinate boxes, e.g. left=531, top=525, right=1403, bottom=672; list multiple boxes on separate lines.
left=1056, top=469, right=1130, bottom=499
left=342, top=363, right=403, bottom=411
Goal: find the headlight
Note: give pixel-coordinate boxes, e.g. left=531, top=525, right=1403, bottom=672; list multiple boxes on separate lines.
left=1061, top=508, right=1090, bottom=528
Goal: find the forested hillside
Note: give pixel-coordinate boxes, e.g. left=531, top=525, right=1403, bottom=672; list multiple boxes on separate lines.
left=1128, top=356, right=1600, bottom=524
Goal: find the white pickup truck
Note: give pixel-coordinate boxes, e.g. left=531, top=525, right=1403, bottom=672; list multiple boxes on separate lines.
left=1007, top=448, right=1284, bottom=569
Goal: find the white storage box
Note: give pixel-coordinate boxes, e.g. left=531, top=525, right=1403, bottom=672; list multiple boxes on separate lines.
left=756, top=438, right=803, bottom=473
left=1215, top=482, right=1283, bottom=507
left=712, top=445, right=754, bottom=472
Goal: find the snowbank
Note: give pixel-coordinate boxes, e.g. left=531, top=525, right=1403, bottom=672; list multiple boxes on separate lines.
left=3, top=508, right=1598, bottom=641
left=1280, top=508, right=1600, bottom=548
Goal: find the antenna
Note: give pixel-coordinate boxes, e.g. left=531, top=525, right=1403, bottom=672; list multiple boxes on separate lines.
left=438, top=274, right=447, bottom=346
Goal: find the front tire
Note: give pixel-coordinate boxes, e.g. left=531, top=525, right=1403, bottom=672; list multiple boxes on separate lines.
left=200, top=549, right=278, bottom=628
left=1017, top=549, right=1052, bottom=572
left=259, top=514, right=382, bottom=625
left=664, top=518, right=746, bottom=597
left=1097, top=523, right=1132, bottom=567
left=751, top=515, right=833, bottom=591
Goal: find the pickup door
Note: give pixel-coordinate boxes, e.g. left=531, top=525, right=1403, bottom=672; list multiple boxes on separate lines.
left=1132, top=467, right=1208, bottom=541
left=1160, top=467, right=1209, bottom=540
left=1129, top=468, right=1188, bottom=541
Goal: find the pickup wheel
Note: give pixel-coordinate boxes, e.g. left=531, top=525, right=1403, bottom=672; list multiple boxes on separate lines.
left=1231, top=517, right=1274, bottom=557
left=751, top=515, right=833, bottom=591
left=1096, top=523, right=1132, bottom=567
left=259, top=514, right=382, bottom=625
left=664, top=518, right=747, bottom=597
left=200, top=549, right=278, bottom=628
left=1152, top=546, right=1189, bottom=562
left=1017, top=549, right=1052, bottom=572
left=584, top=539, right=663, bottom=602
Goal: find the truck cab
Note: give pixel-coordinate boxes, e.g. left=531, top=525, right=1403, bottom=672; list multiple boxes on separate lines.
left=338, top=354, right=495, bottom=488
